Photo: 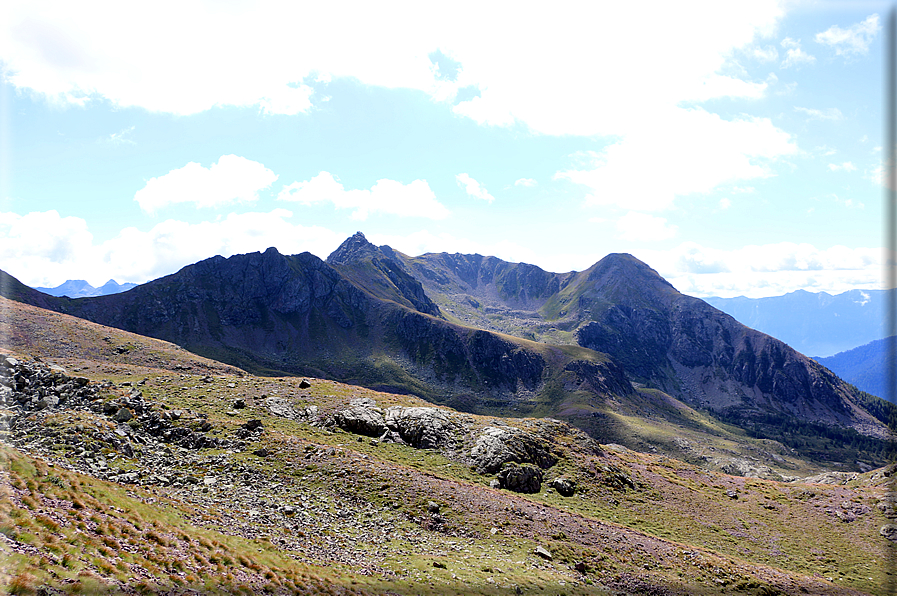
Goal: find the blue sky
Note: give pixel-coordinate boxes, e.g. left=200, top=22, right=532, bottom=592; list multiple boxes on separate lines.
left=0, top=0, right=890, bottom=297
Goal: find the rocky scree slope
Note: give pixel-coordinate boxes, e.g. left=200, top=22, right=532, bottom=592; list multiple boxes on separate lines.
left=0, top=346, right=894, bottom=595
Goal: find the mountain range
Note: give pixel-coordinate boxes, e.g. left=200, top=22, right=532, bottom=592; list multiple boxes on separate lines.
left=705, top=289, right=885, bottom=358
left=815, top=337, right=895, bottom=402
left=35, top=278, right=136, bottom=298
left=3, top=232, right=892, bottom=472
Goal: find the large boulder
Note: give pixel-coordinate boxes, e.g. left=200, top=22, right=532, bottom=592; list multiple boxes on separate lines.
left=470, top=426, right=557, bottom=474
left=384, top=406, right=459, bottom=448
left=496, top=465, right=543, bottom=494
left=551, top=477, right=575, bottom=497
left=333, top=405, right=387, bottom=436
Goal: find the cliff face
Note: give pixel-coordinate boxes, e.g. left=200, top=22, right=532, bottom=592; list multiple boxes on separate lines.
left=326, top=232, right=441, bottom=317
left=571, top=258, right=886, bottom=437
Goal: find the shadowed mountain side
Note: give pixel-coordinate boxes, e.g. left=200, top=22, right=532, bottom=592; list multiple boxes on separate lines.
left=368, top=248, right=893, bottom=443
left=0, top=249, right=635, bottom=422
left=569, top=261, right=888, bottom=439
left=2, top=237, right=892, bottom=467
left=326, top=232, right=441, bottom=317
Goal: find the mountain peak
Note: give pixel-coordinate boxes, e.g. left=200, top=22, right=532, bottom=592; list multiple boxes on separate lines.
left=327, top=232, right=381, bottom=265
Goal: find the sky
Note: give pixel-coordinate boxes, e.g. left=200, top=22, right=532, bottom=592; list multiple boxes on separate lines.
left=0, top=0, right=891, bottom=298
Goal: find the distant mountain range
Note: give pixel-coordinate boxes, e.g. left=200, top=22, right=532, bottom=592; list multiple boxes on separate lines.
left=2, top=232, right=891, bottom=470
left=35, top=279, right=136, bottom=298
left=815, top=336, right=895, bottom=402
left=705, top=289, right=885, bottom=358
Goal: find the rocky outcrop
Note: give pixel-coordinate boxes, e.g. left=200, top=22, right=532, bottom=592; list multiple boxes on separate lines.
left=551, top=477, right=575, bottom=496
left=469, top=426, right=557, bottom=474
left=495, top=465, right=543, bottom=493
left=0, top=355, right=235, bottom=459
left=330, top=400, right=581, bottom=484
left=383, top=406, right=460, bottom=449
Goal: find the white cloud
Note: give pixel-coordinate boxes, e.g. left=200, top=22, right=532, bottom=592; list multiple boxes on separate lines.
left=794, top=106, right=842, bottom=121
left=636, top=242, right=883, bottom=298
left=278, top=171, right=449, bottom=220
left=134, top=155, right=277, bottom=214
left=616, top=212, right=677, bottom=241
left=751, top=45, right=779, bottom=62
left=0, top=2, right=783, bottom=129
left=815, top=14, right=879, bottom=56
left=0, top=208, right=343, bottom=287
left=558, top=108, right=796, bottom=211
left=0, top=2, right=794, bottom=211
left=0, top=210, right=94, bottom=286
left=828, top=161, right=856, bottom=172
left=780, top=38, right=815, bottom=68
left=719, top=198, right=732, bottom=209
left=455, top=173, right=494, bottom=203
left=514, top=178, right=537, bottom=187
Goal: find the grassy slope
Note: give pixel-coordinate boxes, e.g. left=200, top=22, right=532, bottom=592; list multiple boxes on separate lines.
left=0, top=297, right=894, bottom=595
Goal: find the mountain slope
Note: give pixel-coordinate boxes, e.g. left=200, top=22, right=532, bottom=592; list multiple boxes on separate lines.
left=391, top=249, right=891, bottom=443
left=2, top=303, right=892, bottom=595
left=1, top=235, right=892, bottom=470
left=816, top=337, right=895, bottom=402
left=0, top=241, right=635, bottom=427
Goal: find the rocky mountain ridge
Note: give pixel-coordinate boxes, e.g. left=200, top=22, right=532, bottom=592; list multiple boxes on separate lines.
left=4, top=232, right=893, bottom=472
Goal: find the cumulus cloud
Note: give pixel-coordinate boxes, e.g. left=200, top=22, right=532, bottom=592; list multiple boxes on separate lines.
left=455, top=173, right=494, bottom=203
left=828, top=161, right=856, bottom=172
left=780, top=38, right=815, bottom=68
left=558, top=108, right=796, bottom=211
left=794, top=106, right=842, bottom=121
left=0, top=2, right=782, bottom=130
left=1, top=3, right=795, bottom=210
left=719, top=198, right=732, bottom=209
left=0, top=210, right=94, bottom=286
left=751, top=45, right=778, bottom=62
left=0, top=209, right=343, bottom=287
left=637, top=242, right=883, bottom=298
left=134, top=155, right=277, bottom=214
left=278, top=172, right=449, bottom=220
left=514, top=178, right=537, bottom=187
left=616, top=212, right=677, bottom=241
left=815, top=14, right=879, bottom=56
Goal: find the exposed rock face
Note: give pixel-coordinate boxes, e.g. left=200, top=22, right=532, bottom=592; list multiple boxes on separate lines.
left=496, top=465, right=543, bottom=493
left=327, top=232, right=441, bottom=317
left=383, top=406, right=459, bottom=449
left=562, top=359, right=634, bottom=397
left=469, top=426, right=557, bottom=474
left=391, top=310, right=545, bottom=392
left=330, top=400, right=579, bottom=479
left=333, top=405, right=387, bottom=437
left=571, top=256, right=890, bottom=439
